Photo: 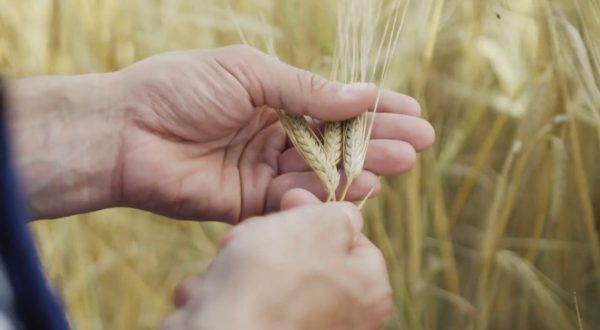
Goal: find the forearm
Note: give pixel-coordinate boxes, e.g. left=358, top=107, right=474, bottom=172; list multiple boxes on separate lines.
left=7, top=73, right=124, bottom=219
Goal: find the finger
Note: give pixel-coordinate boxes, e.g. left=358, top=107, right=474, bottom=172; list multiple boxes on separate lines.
left=266, top=170, right=381, bottom=211
left=367, top=113, right=435, bottom=151
left=279, top=140, right=416, bottom=176
left=280, top=188, right=322, bottom=210
left=274, top=202, right=363, bottom=248
left=332, top=113, right=433, bottom=150
left=363, top=140, right=417, bottom=176
left=278, top=112, right=432, bottom=173
left=376, top=90, right=421, bottom=116
left=348, top=235, right=390, bottom=293
left=173, top=276, right=203, bottom=308
left=348, top=235, right=393, bottom=329
left=350, top=235, right=387, bottom=267
left=213, top=45, right=377, bottom=121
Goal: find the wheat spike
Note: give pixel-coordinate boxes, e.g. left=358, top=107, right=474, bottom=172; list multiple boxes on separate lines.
left=334, top=0, right=377, bottom=200
left=323, top=121, right=343, bottom=165
left=279, top=114, right=340, bottom=199
left=334, top=0, right=408, bottom=201
left=341, top=113, right=370, bottom=200
left=267, top=0, right=408, bottom=202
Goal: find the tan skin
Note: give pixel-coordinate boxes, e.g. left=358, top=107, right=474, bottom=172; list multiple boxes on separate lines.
left=161, top=189, right=393, bottom=330
left=11, top=45, right=434, bottom=223
left=9, top=45, right=435, bottom=329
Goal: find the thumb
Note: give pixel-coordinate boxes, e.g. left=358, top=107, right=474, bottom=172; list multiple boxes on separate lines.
left=214, top=45, right=378, bottom=121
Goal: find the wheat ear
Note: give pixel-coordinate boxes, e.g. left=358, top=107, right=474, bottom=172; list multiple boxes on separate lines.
left=279, top=114, right=340, bottom=200
left=341, top=113, right=370, bottom=200
left=335, top=0, right=410, bottom=201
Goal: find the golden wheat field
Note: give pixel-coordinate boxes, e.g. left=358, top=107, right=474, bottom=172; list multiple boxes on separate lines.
left=1, top=0, right=600, bottom=329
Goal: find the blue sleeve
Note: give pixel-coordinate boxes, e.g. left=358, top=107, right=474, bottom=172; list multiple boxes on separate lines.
left=0, top=80, right=70, bottom=330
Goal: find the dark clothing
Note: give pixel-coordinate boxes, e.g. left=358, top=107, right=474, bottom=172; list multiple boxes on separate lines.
left=0, top=258, right=19, bottom=329
left=0, top=82, right=70, bottom=329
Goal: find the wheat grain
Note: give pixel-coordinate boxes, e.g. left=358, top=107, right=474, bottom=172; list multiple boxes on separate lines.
left=323, top=121, right=343, bottom=166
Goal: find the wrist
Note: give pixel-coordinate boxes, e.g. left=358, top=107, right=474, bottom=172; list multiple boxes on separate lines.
left=8, top=73, right=126, bottom=219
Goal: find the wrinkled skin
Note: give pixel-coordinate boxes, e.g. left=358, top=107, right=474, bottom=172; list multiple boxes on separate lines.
left=11, top=45, right=434, bottom=223
left=116, top=45, right=435, bottom=223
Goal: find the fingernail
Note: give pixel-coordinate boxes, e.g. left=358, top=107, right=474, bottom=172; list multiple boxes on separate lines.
left=339, top=82, right=375, bottom=98
left=339, top=202, right=363, bottom=234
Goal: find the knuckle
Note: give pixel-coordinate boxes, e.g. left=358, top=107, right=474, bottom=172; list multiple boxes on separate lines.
left=307, top=71, right=330, bottom=92
left=327, top=211, right=354, bottom=236
left=308, top=205, right=355, bottom=242
left=294, top=69, right=330, bottom=111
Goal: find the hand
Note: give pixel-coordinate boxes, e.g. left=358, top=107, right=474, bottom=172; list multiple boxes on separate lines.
left=160, top=189, right=393, bottom=330
left=115, top=45, right=434, bottom=222
left=10, top=45, right=434, bottom=221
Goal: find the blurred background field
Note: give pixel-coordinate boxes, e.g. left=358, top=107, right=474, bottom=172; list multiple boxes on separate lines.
left=1, top=0, right=600, bottom=329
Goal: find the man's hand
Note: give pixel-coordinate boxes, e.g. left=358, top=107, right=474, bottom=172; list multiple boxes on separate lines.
left=116, top=45, right=434, bottom=222
left=160, top=189, right=393, bottom=330
left=10, top=45, right=434, bottom=221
